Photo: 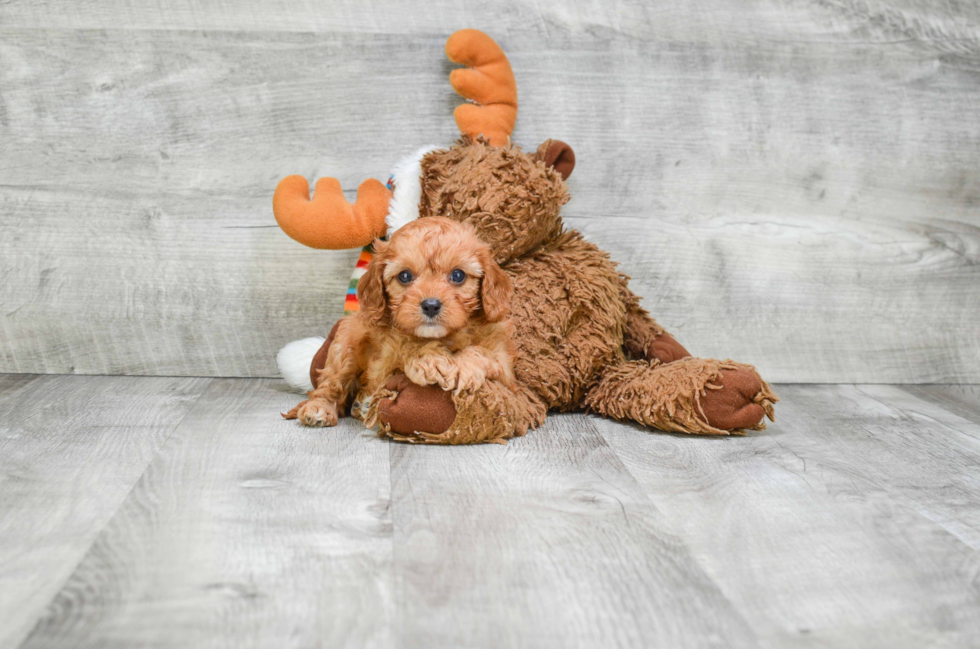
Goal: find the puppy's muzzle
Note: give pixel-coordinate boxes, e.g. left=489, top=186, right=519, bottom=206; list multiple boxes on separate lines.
left=420, top=298, right=442, bottom=319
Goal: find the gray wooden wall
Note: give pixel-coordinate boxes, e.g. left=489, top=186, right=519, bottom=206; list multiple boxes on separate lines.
left=1, top=0, right=978, bottom=383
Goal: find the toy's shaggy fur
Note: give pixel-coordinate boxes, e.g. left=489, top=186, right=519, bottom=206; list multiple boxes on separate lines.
left=283, top=217, right=520, bottom=431
left=370, top=138, right=777, bottom=442
left=419, top=139, right=570, bottom=263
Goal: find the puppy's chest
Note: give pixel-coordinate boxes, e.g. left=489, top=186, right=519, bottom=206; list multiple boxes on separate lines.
left=362, top=338, right=460, bottom=386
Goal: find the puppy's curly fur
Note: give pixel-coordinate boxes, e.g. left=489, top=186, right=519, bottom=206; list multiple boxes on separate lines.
left=283, top=217, right=516, bottom=429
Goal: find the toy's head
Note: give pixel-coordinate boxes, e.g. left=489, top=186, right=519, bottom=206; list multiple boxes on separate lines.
left=417, top=138, right=571, bottom=264
left=273, top=29, right=575, bottom=264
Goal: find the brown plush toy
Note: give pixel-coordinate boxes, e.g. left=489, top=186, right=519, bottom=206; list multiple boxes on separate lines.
left=274, top=29, right=777, bottom=444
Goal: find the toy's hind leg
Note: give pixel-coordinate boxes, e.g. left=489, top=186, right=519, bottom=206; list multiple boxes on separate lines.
left=584, top=357, right=777, bottom=435
left=620, top=284, right=691, bottom=364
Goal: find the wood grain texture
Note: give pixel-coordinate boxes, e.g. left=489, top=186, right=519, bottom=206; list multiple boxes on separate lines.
left=1, top=0, right=978, bottom=42
left=596, top=384, right=980, bottom=647
left=389, top=413, right=757, bottom=648
left=5, top=375, right=980, bottom=646
left=1, top=0, right=979, bottom=381
left=903, top=384, right=980, bottom=428
left=0, top=374, right=208, bottom=649
left=20, top=379, right=394, bottom=649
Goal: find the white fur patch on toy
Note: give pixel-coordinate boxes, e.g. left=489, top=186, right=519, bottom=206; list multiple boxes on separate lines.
left=385, top=145, right=440, bottom=237
left=277, top=336, right=325, bottom=393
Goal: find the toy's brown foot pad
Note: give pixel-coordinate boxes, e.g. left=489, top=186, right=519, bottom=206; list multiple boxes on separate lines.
left=377, top=374, right=457, bottom=436
left=646, top=331, right=691, bottom=365
left=700, top=367, right=776, bottom=431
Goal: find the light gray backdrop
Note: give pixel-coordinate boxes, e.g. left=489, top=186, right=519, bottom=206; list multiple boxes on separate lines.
left=1, top=0, right=978, bottom=382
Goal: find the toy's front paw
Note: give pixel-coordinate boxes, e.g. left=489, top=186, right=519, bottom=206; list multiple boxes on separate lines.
left=293, top=398, right=339, bottom=427
left=699, top=368, right=776, bottom=431
left=377, top=374, right=457, bottom=435
left=404, top=355, right=458, bottom=391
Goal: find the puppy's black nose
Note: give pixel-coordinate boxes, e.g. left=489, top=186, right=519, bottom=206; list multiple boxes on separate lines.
left=420, top=298, right=442, bottom=318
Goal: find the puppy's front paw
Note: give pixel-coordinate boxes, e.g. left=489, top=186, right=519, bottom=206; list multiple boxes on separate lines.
left=453, top=363, right=487, bottom=394
left=404, top=355, right=458, bottom=391
left=296, top=399, right=339, bottom=427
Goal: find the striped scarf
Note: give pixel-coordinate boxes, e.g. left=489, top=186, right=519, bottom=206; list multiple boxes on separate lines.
left=343, top=245, right=374, bottom=315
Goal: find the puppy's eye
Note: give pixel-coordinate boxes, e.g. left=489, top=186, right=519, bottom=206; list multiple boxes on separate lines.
left=449, top=269, right=466, bottom=284
left=397, top=270, right=413, bottom=284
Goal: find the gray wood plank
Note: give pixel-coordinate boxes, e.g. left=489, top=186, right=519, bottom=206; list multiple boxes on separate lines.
left=389, top=414, right=757, bottom=648
left=20, top=379, right=394, bottom=649
left=2, top=2, right=979, bottom=381
left=7, top=376, right=980, bottom=646
left=0, top=189, right=359, bottom=377
left=0, top=374, right=209, bottom=649
left=1, top=0, right=977, bottom=41
left=595, top=384, right=980, bottom=648
left=787, top=384, right=980, bottom=549
left=903, top=385, right=980, bottom=428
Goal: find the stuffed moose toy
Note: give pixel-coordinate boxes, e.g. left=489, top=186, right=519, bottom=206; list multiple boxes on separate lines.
left=274, top=29, right=777, bottom=444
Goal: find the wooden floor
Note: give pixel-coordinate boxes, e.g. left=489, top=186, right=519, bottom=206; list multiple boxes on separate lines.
left=1, top=375, right=979, bottom=648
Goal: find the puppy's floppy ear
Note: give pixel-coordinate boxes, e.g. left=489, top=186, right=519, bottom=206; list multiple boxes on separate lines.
left=357, top=239, right=389, bottom=325
left=478, top=246, right=512, bottom=322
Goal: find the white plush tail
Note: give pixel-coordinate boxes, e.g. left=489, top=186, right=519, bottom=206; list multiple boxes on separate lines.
left=276, top=337, right=325, bottom=393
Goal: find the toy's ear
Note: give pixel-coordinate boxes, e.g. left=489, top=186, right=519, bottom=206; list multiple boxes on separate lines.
left=357, top=239, right=390, bottom=325
left=535, top=140, right=575, bottom=180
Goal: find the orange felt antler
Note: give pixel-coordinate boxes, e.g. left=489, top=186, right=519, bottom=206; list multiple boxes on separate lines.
left=446, top=29, right=518, bottom=147
left=273, top=176, right=391, bottom=249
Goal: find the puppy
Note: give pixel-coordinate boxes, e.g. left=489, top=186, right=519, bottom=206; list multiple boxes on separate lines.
left=284, top=217, right=515, bottom=428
